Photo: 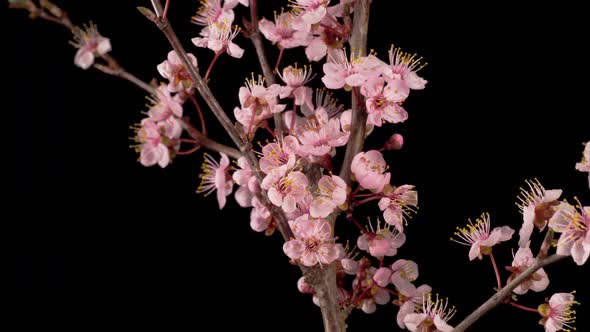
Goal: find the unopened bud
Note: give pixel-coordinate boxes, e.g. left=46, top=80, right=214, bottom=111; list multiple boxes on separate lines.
left=384, top=133, right=404, bottom=150
left=39, top=0, right=62, bottom=17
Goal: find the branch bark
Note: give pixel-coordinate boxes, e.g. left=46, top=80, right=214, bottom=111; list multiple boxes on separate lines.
left=147, top=0, right=295, bottom=242
left=451, top=254, right=566, bottom=332
left=93, top=62, right=156, bottom=95
left=339, top=0, right=371, bottom=187
left=248, top=0, right=283, bottom=135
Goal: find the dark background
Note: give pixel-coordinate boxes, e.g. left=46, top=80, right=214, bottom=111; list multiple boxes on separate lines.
left=4, top=1, right=589, bottom=331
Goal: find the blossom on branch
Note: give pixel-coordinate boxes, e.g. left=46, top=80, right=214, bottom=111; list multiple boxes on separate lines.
left=72, top=23, right=111, bottom=69
left=451, top=212, right=514, bottom=261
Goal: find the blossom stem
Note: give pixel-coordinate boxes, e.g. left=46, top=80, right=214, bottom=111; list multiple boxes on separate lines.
left=489, top=252, right=502, bottom=290
left=93, top=63, right=156, bottom=95
left=355, top=195, right=383, bottom=205
left=162, top=0, right=171, bottom=20
left=178, top=138, right=198, bottom=143
left=204, top=51, right=222, bottom=82
left=451, top=254, right=565, bottom=332
left=346, top=214, right=365, bottom=232
left=176, top=145, right=200, bottom=155
left=183, top=119, right=241, bottom=159
left=189, top=95, right=207, bottom=136
left=352, top=287, right=372, bottom=306
left=274, top=48, right=285, bottom=72
left=507, top=301, right=539, bottom=314
left=385, top=288, right=398, bottom=296
left=249, top=0, right=283, bottom=135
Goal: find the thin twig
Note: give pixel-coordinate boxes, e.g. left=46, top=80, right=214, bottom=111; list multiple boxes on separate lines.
left=451, top=254, right=565, bottom=332
left=93, top=63, right=156, bottom=95
left=248, top=0, right=283, bottom=135
left=489, top=253, right=502, bottom=290
left=189, top=95, right=207, bottom=136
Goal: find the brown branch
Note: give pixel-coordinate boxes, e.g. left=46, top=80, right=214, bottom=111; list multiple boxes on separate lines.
left=248, top=0, right=284, bottom=135
left=93, top=62, right=156, bottom=95
left=451, top=254, right=566, bottom=332
left=147, top=0, right=295, bottom=242
left=338, top=0, right=371, bottom=187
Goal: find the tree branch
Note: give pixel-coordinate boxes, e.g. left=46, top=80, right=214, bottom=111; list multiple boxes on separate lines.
left=248, top=0, right=283, bottom=135
left=451, top=254, right=566, bottom=332
left=338, top=0, right=371, bottom=187
left=93, top=62, right=156, bottom=95
left=147, top=0, right=295, bottom=242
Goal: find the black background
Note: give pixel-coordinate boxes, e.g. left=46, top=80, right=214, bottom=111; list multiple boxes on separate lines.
left=4, top=1, right=590, bottom=331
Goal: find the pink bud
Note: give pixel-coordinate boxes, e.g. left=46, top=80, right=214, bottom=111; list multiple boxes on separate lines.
left=384, top=133, right=404, bottom=150
left=297, top=277, right=314, bottom=294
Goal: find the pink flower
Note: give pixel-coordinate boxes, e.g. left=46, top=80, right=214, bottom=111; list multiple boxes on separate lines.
left=390, top=259, right=419, bottom=296
left=290, top=0, right=330, bottom=26
left=157, top=51, right=198, bottom=93
left=539, top=292, right=578, bottom=332
left=283, top=218, right=344, bottom=266
left=378, top=184, right=418, bottom=232
left=295, top=108, right=349, bottom=157
left=192, top=20, right=244, bottom=58
left=575, top=141, right=590, bottom=188
left=549, top=201, right=590, bottom=265
left=361, top=77, right=409, bottom=126
left=310, top=174, right=347, bottom=218
left=261, top=170, right=309, bottom=213
left=297, top=276, right=315, bottom=294
left=403, top=293, right=455, bottom=332
left=239, top=76, right=285, bottom=114
left=506, top=247, right=549, bottom=295
left=233, top=156, right=259, bottom=193
left=340, top=258, right=359, bottom=275
left=284, top=192, right=313, bottom=221
left=147, top=85, right=184, bottom=121
left=451, top=213, right=514, bottom=261
left=250, top=204, right=271, bottom=232
left=259, top=136, right=299, bottom=175
left=353, top=266, right=392, bottom=314
left=225, top=0, right=249, bottom=7
left=394, top=284, right=432, bottom=329
left=135, top=119, right=171, bottom=168
left=516, top=179, right=562, bottom=247
left=357, top=219, right=406, bottom=258
left=196, top=152, right=233, bottom=209
left=72, top=23, right=111, bottom=69
left=322, top=48, right=386, bottom=89
left=372, top=267, right=392, bottom=287
left=277, top=65, right=315, bottom=106
left=191, top=0, right=235, bottom=34
left=382, top=45, right=428, bottom=90
left=258, top=12, right=310, bottom=49
left=351, top=150, right=391, bottom=193
left=384, top=133, right=404, bottom=150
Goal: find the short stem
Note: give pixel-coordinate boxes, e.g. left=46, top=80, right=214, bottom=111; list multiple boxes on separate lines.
left=489, top=252, right=502, bottom=290
left=352, top=287, right=371, bottom=306
left=204, top=52, right=222, bottom=81
left=507, top=301, right=539, bottom=314
left=178, top=138, right=198, bottom=143
left=162, top=0, right=171, bottom=20
left=274, top=48, right=285, bottom=72
left=177, top=145, right=200, bottom=155
left=385, top=288, right=398, bottom=296
left=355, top=195, right=383, bottom=205
left=189, top=95, right=207, bottom=136
left=346, top=214, right=365, bottom=232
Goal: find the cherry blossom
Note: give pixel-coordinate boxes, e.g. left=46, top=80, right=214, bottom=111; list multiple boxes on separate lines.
left=394, top=284, right=432, bottom=329
left=261, top=170, right=309, bottom=213
left=277, top=64, right=315, bottom=106
left=157, top=50, right=198, bottom=93
left=258, top=11, right=309, bottom=49
left=538, top=292, right=578, bottom=332
left=283, top=217, right=343, bottom=266
left=378, top=184, right=418, bottom=232
left=72, top=23, right=111, bottom=69
left=506, top=246, right=549, bottom=295
left=549, top=201, right=590, bottom=265
left=451, top=212, right=514, bottom=261
left=361, top=77, right=409, bottom=126
left=516, top=179, right=562, bottom=247
left=196, top=152, right=233, bottom=209
left=259, top=136, right=299, bottom=175
left=404, top=293, right=455, bottom=332
left=322, top=48, right=385, bottom=89
left=351, top=150, right=391, bottom=193
left=147, top=85, right=183, bottom=121
left=192, top=20, right=244, bottom=58
left=310, top=174, right=347, bottom=218
left=357, top=218, right=406, bottom=258
left=382, top=45, right=428, bottom=91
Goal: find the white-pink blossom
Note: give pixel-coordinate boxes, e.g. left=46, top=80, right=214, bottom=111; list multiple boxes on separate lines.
left=378, top=184, right=418, bottom=232
left=506, top=246, right=549, bottom=295
left=258, top=11, right=310, bottom=49
left=351, top=150, right=391, bottom=193
left=310, top=174, right=347, bottom=218
left=196, top=152, right=233, bottom=209
left=549, top=201, right=590, bottom=265
left=403, top=293, right=455, bottom=332
left=261, top=170, right=309, bottom=213
left=516, top=179, right=562, bottom=247
left=259, top=136, right=299, bottom=175
left=357, top=219, right=406, bottom=258
left=283, top=217, right=344, bottom=267
left=322, top=48, right=386, bottom=89
left=451, top=213, right=514, bottom=261
left=277, top=64, right=314, bottom=106
left=192, top=20, right=244, bottom=58
left=539, top=292, right=578, bottom=332
left=157, top=51, right=198, bottom=93
left=382, top=45, right=428, bottom=91
left=72, top=23, right=111, bottom=70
